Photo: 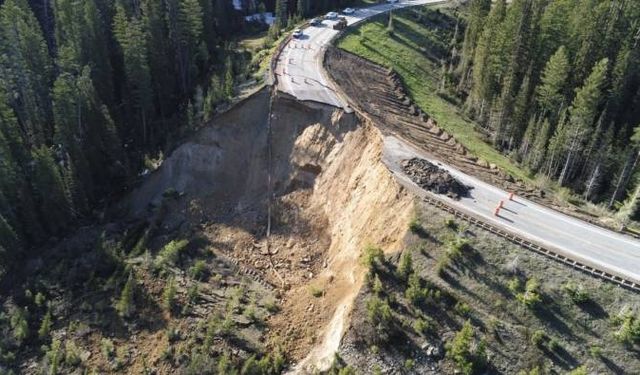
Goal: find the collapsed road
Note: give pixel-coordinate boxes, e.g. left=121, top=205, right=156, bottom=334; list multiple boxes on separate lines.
left=272, top=0, right=640, bottom=372
left=273, top=0, right=640, bottom=289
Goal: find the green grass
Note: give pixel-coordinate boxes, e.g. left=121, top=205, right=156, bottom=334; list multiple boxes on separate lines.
left=336, top=7, right=532, bottom=183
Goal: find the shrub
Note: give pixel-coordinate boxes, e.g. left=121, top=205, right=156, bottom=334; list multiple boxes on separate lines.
left=361, top=245, right=385, bottom=271
left=366, top=296, right=393, bottom=326
left=446, top=238, right=470, bottom=261
left=568, top=365, right=588, bottom=375
left=34, top=292, right=46, bottom=307
left=64, top=339, right=82, bottom=367
left=404, top=358, right=415, bottom=370
left=155, top=239, right=189, bottom=269
left=166, top=326, right=180, bottom=343
left=455, top=301, right=471, bottom=317
left=264, top=297, right=280, bottom=313
left=507, top=278, right=521, bottom=295
left=612, top=308, right=640, bottom=344
left=436, top=256, right=450, bottom=277
left=38, top=309, right=53, bottom=340
left=372, top=274, right=384, bottom=295
left=162, top=277, right=177, bottom=313
left=44, top=339, right=62, bottom=375
left=101, top=338, right=115, bottom=359
left=547, top=338, right=561, bottom=352
left=589, top=345, right=602, bottom=358
left=397, top=251, right=413, bottom=281
left=116, top=274, right=136, bottom=318
left=445, top=218, right=458, bottom=230
left=563, top=282, right=589, bottom=304
left=530, top=330, right=546, bottom=347
left=445, top=320, right=485, bottom=375
left=188, top=260, right=208, bottom=280
left=414, top=317, right=431, bottom=335
left=309, top=285, right=324, bottom=298
left=405, top=273, right=426, bottom=306
left=186, top=284, right=199, bottom=304
left=408, top=217, right=422, bottom=234
left=10, top=307, right=29, bottom=344
left=244, top=299, right=258, bottom=323
left=516, top=278, right=542, bottom=307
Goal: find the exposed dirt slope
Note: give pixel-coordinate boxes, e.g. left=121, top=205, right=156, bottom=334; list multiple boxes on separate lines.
left=125, top=87, right=413, bottom=372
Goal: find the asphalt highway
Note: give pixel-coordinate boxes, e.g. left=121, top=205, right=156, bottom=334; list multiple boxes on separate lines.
left=275, top=0, right=444, bottom=108
left=384, top=136, right=640, bottom=284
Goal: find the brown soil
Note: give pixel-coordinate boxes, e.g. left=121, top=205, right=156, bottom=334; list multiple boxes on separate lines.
left=401, top=158, right=470, bottom=199
left=125, top=87, right=413, bottom=370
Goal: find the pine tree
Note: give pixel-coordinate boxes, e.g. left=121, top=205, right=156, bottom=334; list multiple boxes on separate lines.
left=117, top=273, right=136, bottom=318
left=30, top=146, right=73, bottom=235
left=142, top=0, right=177, bottom=121
left=296, top=0, right=309, bottom=17
left=113, top=5, right=154, bottom=146
left=558, top=58, right=609, bottom=186
left=205, top=73, right=224, bottom=119
left=53, top=67, right=125, bottom=206
left=224, top=56, right=234, bottom=99
left=0, top=0, right=54, bottom=146
left=536, top=46, right=570, bottom=119
left=274, top=0, right=288, bottom=29
left=397, top=252, right=413, bottom=281
left=525, top=118, right=550, bottom=172
left=53, top=0, right=114, bottom=106
left=467, top=0, right=506, bottom=118
left=492, top=0, right=535, bottom=147
left=456, top=0, right=491, bottom=89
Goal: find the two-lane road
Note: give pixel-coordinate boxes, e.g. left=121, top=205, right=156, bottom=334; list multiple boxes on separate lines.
left=273, top=0, right=640, bottom=285
left=384, top=136, right=640, bottom=284
left=276, top=0, right=445, bottom=107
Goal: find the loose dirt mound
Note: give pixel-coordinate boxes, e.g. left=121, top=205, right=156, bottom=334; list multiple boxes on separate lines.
left=401, top=158, right=469, bottom=199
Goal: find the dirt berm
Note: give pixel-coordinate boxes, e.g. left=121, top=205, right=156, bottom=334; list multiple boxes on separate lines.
left=126, top=87, right=413, bottom=371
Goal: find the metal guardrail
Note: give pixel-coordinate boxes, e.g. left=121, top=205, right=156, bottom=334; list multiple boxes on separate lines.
left=421, top=194, right=640, bottom=293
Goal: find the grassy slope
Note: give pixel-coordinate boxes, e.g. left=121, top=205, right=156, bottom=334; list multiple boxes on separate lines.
left=336, top=6, right=532, bottom=182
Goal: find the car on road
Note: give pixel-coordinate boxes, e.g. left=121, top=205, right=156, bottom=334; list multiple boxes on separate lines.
left=292, top=29, right=303, bottom=38
left=342, top=8, right=355, bottom=15
left=387, top=0, right=399, bottom=3
left=325, top=11, right=339, bottom=19
left=309, top=18, right=322, bottom=26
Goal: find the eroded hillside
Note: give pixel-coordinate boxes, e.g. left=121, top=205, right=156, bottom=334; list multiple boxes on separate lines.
left=1, top=87, right=414, bottom=374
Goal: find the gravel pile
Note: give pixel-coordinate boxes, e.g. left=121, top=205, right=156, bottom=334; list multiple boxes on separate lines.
left=401, top=158, right=470, bottom=199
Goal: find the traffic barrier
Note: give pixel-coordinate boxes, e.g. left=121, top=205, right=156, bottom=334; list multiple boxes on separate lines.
left=421, top=194, right=640, bottom=293
left=509, top=192, right=514, bottom=200
left=499, top=200, right=504, bottom=208
left=494, top=207, right=500, bottom=216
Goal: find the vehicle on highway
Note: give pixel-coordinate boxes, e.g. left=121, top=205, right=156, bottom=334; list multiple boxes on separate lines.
left=325, top=11, right=338, bottom=19
left=309, top=18, right=321, bottom=26
left=343, top=8, right=355, bottom=15
left=292, top=29, right=303, bottom=38
left=333, top=17, right=348, bottom=30
left=387, top=0, right=399, bottom=3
